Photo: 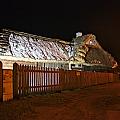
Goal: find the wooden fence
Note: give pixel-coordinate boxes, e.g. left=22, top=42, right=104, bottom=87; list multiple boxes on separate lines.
left=13, top=63, right=60, bottom=98
left=0, top=61, right=3, bottom=101
left=13, top=63, right=119, bottom=98
left=60, top=70, right=117, bottom=90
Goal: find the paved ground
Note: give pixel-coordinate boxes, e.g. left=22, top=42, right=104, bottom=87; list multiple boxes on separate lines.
left=1, top=81, right=120, bottom=120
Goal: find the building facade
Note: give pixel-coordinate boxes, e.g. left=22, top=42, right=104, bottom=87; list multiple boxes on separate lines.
left=0, top=29, right=117, bottom=71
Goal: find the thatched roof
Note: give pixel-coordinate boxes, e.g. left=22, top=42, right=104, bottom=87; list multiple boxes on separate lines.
left=85, top=47, right=117, bottom=67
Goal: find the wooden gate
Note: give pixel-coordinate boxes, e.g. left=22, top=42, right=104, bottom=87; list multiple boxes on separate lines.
left=13, top=63, right=60, bottom=98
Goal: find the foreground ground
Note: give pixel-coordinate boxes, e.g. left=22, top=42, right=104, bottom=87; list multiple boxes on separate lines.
left=1, top=81, right=120, bottom=120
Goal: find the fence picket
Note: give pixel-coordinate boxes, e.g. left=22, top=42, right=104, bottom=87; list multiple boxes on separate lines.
left=19, top=65, right=21, bottom=96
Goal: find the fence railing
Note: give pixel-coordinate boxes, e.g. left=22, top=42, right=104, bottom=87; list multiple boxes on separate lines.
left=13, top=63, right=119, bottom=98
left=0, top=61, right=3, bottom=101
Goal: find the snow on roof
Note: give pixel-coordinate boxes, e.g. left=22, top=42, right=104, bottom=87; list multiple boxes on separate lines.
left=0, top=29, right=71, bottom=61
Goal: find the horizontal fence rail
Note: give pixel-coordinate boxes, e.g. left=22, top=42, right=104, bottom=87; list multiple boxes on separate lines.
left=13, top=63, right=119, bottom=98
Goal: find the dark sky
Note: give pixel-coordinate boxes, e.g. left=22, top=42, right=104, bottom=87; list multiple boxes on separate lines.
left=0, top=0, right=120, bottom=61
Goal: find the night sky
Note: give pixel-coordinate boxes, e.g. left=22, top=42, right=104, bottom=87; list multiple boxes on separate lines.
left=0, top=1, right=120, bottom=61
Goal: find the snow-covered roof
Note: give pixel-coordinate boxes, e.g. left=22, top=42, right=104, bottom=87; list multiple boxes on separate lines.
left=0, top=29, right=71, bottom=61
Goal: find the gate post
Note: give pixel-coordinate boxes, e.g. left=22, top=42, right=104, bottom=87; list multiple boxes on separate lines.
left=0, top=61, right=3, bottom=102
left=59, top=69, right=65, bottom=91
left=13, top=63, right=19, bottom=99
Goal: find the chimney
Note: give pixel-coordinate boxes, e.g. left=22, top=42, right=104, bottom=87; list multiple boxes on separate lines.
left=76, top=32, right=82, bottom=37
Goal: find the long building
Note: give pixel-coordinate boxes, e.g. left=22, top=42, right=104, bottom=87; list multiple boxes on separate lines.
left=0, top=29, right=117, bottom=71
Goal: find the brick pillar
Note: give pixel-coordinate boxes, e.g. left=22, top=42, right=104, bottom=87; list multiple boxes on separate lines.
left=3, top=69, right=13, bottom=101
left=0, top=61, right=3, bottom=102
